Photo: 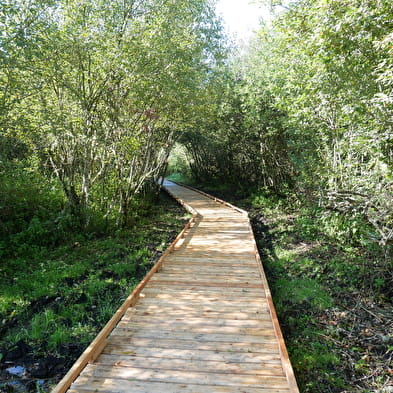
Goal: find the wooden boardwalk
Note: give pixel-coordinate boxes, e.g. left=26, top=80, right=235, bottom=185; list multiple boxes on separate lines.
left=53, top=180, right=299, bottom=393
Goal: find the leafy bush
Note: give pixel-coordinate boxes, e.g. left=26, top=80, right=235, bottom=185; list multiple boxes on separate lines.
left=0, top=163, right=64, bottom=237
left=275, top=278, right=333, bottom=312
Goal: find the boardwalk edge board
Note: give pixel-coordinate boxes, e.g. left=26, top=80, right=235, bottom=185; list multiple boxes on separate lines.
left=52, top=179, right=299, bottom=393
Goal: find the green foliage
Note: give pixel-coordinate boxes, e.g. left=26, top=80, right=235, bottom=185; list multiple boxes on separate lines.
left=290, top=339, right=345, bottom=391
left=248, top=0, right=393, bottom=248
left=0, top=162, right=67, bottom=247
left=275, top=278, right=333, bottom=312
left=0, top=192, right=187, bottom=356
left=181, top=67, right=294, bottom=193
left=254, top=197, right=391, bottom=392
left=167, top=143, right=192, bottom=178
left=293, top=210, right=323, bottom=242
left=319, top=211, right=373, bottom=248
left=1, top=0, right=226, bottom=227
left=265, top=243, right=345, bottom=391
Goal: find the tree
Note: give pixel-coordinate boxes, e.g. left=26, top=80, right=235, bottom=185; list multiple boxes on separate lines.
left=248, top=0, right=393, bottom=245
left=181, top=59, right=294, bottom=194
left=1, top=0, right=225, bottom=226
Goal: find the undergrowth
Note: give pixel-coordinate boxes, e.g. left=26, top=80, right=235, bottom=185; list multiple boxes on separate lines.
left=0, top=188, right=189, bottom=392
left=247, top=195, right=393, bottom=393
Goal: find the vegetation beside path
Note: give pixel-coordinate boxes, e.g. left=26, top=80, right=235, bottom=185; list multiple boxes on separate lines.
left=250, top=198, right=392, bottom=393
left=0, top=191, right=189, bottom=393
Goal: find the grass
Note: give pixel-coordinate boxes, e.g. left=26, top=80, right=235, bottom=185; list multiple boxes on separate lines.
left=0, top=191, right=189, bottom=391
left=249, top=199, right=393, bottom=393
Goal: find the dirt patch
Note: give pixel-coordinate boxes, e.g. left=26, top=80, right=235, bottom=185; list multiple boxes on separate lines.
left=0, top=340, right=83, bottom=393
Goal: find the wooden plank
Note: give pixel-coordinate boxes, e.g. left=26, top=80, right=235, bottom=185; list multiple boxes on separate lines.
left=105, top=337, right=279, bottom=353
left=69, top=378, right=290, bottom=393
left=137, top=291, right=265, bottom=301
left=145, top=279, right=264, bottom=288
left=161, top=264, right=257, bottom=272
left=145, top=280, right=263, bottom=289
left=195, top=227, right=249, bottom=232
left=137, top=293, right=266, bottom=302
left=184, top=236, right=251, bottom=243
left=164, top=255, right=257, bottom=262
left=126, top=308, right=271, bottom=320
left=160, top=268, right=261, bottom=278
left=140, top=285, right=265, bottom=297
left=141, top=286, right=265, bottom=297
left=77, top=364, right=291, bottom=389
left=120, top=314, right=271, bottom=328
left=116, top=320, right=274, bottom=334
left=161, top=254, right=257, bottom=270
left=186, top=234, right=250, bottom=239
left=94, top=354, right=284, bottom=376
left=150, top=274, right=261, bottom=283
left=171, top=252, right=256, bottom=258
left=185, top=230, right=250, bottom=236
left=134, top=303, right=267, bottom=314
left=161, top=265, right=258, bottom=273
left=189, top=230, right=250, bottom=234
left=110, top=328, right=277, bottom=343
left=137, top=296, right=266, bottom=307
left=177, top=247, right=256, bottom=254
left=132, top=304, right=269, bottom=315
left=196, top=221, right=248, bottom=225
left=102, top=344, right=281, bottom=361
left=129, top=297, right=267, bottom=307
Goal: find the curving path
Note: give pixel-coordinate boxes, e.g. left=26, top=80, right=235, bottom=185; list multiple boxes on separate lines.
left=53, top=180, right=299, bottom=393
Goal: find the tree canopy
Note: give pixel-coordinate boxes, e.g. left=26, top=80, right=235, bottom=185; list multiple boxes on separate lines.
left=180, top=0, right=393, bottom=247
left=1, top=0, right=224, bottom=226
left=2, top=0, right=392, bottom=255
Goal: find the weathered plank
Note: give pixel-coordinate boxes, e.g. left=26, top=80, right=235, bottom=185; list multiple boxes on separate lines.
left=124, top=308, right=272, bottom=320
left=105, top=337, right=280, bottom=353
left=137, top=291, right=266, bottom=302
left=161, top=258, right=258, bottom=267
left=160, top=265, right=260, bottom=276
left=94, top=354, right=284, bottom=376
left=145, top=279, right=264, bottom=288
left=110, top=328, right=277, bottom=342
left=69, top=379, right=290, bottom=393
left=123, top=313, right=270, bottom=325
left=77, top=364, right=291, bottom=389
left=140, top=286, right=266, bottom=297
left=132, top=299, right=268, bottom=312
left=102, top=344, right=282, bottom=361
left=116, top=320, right=275, bottom=335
